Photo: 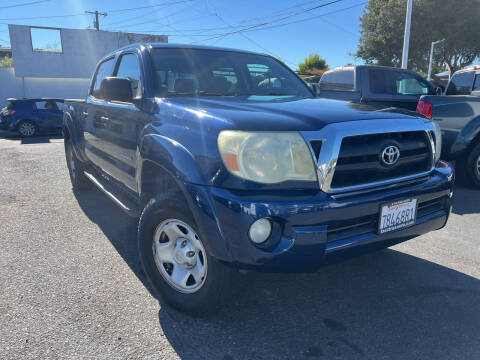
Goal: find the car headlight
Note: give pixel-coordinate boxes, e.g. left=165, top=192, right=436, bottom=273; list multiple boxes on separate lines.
left=218, top=131, right=317, bottom=184
left=432, top=121, right=442, bottom=163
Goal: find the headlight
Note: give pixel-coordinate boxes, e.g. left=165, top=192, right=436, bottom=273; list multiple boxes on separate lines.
left=218, top=131, right=317, bottom=184
left=432, top=121, right=442, bottom=163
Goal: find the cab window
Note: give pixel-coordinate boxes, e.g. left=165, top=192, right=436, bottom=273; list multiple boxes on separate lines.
left=446, top=72, right=474, bottom=95
left=91, top=57, right=115, bottom=99
left=115, top=53, right=142, bottom=99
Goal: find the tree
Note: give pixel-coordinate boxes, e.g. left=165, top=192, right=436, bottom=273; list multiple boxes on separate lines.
left=0, top=55, right=13, bottom=67
left=298, top=53, right=328, bottom=73
left=356, top=0, right=480, bottom=73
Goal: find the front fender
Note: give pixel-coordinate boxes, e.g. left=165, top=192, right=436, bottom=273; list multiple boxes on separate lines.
left=138, top=133, right=206, bottom=185
left=451, top=116, right=480, bottom=155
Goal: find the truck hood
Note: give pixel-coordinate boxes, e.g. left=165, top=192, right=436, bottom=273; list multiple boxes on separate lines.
left=159, top=96, right=421, bottom=131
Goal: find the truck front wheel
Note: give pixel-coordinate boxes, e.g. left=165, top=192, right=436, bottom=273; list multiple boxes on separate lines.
left=466, top=143, right=480, bottom=188
left=138, top=193, right=234, bottom=315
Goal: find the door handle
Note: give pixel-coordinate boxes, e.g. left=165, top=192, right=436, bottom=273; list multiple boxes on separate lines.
left=82, top=111, right=89, bottom=117
left=93, top=114, right=109, bottom=128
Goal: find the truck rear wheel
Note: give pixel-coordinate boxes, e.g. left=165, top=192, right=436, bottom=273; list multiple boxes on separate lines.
left=138, top=192, right=234, bottom=315
left=466, top=143, right=480, bottom=188
left=65, top=139, right=92, bottom=191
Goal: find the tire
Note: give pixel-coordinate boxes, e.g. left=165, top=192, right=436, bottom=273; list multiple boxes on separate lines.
left=65, top=139, right=92, bottom=191
left=17, top=120, right=37, bottom=137
left=466, top=142, right=480, bottom=188
left=138, top=192, right=234, bottom=315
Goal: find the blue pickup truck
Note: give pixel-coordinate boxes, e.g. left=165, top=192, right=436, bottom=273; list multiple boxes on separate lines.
left=63, top=44, right=453, bottom=314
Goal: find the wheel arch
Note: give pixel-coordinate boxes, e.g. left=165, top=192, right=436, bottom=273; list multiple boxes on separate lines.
left=137, top=135, right=232, bottom=262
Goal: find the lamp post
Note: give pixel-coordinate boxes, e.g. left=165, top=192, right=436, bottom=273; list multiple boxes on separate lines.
left=427, top=39, right=445, bottom=80
left=401, top=0, right=413, bottom=69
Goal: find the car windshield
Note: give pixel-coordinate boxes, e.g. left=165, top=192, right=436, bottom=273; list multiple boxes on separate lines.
left=150, top=48, right=312, bottom=98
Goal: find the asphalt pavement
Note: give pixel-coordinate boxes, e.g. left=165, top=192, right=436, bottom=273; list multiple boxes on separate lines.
left=0, top=135, right=479, bottom=360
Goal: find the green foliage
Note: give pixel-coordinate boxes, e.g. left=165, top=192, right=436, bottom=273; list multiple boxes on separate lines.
left=0, top=55, right=13, bottom=67
left=356, top=0, right=480, bottom=73
left=298, top=53, right=328, bottom=73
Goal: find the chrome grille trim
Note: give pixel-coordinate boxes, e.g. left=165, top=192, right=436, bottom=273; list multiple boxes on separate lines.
left=301, top=118, right=436, bottom=194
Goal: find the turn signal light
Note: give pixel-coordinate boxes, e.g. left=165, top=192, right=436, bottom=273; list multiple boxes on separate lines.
left=8, top=110, right=16, bottom=115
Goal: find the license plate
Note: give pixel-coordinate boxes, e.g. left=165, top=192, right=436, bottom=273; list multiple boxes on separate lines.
left=378, top=198, right=417, bottom=234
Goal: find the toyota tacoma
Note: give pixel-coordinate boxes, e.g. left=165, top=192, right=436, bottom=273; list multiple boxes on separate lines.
left=63, top=44, right=453, bottom=314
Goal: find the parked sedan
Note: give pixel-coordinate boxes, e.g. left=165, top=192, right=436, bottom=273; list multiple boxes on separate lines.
left=0, top=98, right=64, bottom=137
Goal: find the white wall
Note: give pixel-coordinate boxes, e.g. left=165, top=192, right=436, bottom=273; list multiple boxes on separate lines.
left=9, top=25, right=167, bottom=79
left=0, top=67, right=90, bottom=107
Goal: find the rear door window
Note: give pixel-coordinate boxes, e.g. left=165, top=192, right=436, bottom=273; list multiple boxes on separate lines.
left=446, top=72, right=474, bottom=95
left=35, top=101, right=59, bottom=111
left=91, top=57, right=115, bottom=99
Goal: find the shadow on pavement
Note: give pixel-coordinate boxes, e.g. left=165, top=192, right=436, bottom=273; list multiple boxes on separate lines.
left=0, top=130, right=62, bottom=144
left=73, top=183, right=480, bottom=360
left=73, top=188, right=159, bottom=301
left=159, top=250, right=480, bottom=360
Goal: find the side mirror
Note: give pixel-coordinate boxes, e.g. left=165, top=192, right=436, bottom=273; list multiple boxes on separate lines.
left=100, top=77, right=133, bottom=102
left=435, top=87, right=442, bottom=95
left=308, top=83, right=321, bottom=97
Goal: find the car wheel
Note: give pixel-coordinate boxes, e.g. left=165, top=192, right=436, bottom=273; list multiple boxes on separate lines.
left=466, top=142, right=480, bottom=188
left=17, top=120, right=37, bottom=137
left=138, top=192, right=234, bottom=315
left=65, top=139, right=92, bottom=191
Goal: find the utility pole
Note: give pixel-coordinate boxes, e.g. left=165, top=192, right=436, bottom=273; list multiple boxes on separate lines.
left=427, top=39, right=445, bottom=80
left=85, top=10, right=107, bottom=31
left=401, top=0, right=413, bottom=69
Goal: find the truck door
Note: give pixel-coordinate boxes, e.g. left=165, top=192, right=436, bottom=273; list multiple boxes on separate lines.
left=82, top=56, right=116, bottom=172
left=93, top=51, right=148, bottom=192
left=364, top=68, right=433, bottom=111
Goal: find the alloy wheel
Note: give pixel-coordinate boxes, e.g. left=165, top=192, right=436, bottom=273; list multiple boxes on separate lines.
left=19, top=122, right=36, bottom=137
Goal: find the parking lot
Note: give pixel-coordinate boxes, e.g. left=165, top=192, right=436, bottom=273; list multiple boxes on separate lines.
left=0, top=135, right=479, bottom=360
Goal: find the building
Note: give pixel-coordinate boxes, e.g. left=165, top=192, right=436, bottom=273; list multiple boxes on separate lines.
left=0, top=46, right=12, bottom=62
left=0, top=25, right=167, bottom=107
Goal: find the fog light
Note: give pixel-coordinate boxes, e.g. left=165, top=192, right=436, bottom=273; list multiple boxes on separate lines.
left=249, top=218, right=272, bottom=244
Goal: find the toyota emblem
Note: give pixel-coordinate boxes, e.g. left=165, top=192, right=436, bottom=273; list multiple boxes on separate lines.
left=381, top=145, right=400, bottom=166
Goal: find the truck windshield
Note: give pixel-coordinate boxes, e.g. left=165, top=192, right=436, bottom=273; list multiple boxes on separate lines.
left=150, top=48, right=312, bottom=98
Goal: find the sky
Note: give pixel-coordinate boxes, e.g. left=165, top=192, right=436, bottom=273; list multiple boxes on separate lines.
left=0, top=0, right=368, bottom=70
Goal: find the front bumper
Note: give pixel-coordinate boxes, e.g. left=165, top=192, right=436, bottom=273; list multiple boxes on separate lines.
left=187, top=166, right=453, bottom=272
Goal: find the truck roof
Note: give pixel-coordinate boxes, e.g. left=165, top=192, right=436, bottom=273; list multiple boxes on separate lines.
left=109, top=42, right=265, bottom=58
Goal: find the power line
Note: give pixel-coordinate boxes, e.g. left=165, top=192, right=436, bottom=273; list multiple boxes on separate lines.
left=190, top=0, right=342, bottom=43
left=107, top=0, right=331, bottom=34
left=0, top=0, right=191, bottom=22
left=0, top=0, right=49, bottom=9
left=102, top=1, right=365, bottom=37
left=108, top=0, right=193, bottom=13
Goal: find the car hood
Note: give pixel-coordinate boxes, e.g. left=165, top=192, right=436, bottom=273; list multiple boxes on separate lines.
left=158, top=96, right=421, bottom=131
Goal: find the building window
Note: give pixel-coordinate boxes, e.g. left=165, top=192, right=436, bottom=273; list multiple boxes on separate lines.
left=30, top=27, right=62, bottom=53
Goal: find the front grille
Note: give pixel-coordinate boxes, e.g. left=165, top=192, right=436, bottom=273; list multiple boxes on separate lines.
left=331, top=131, right=433, bottom=189
left=326, top=196, right=446, bottom=243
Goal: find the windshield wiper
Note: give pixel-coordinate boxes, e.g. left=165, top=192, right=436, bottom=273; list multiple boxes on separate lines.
left=253, top=92, right=294, bottom=96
